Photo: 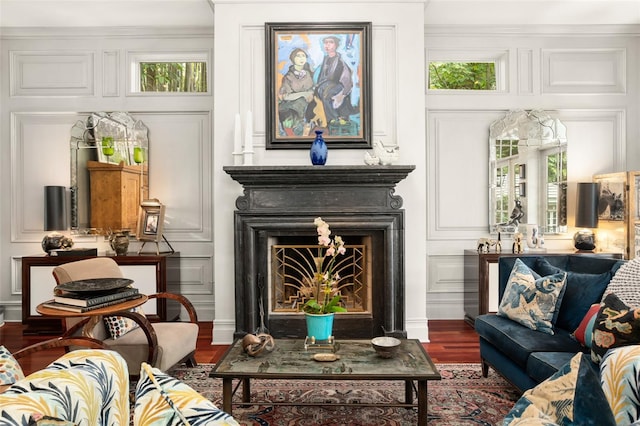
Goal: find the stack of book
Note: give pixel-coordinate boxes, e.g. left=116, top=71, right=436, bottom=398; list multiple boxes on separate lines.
left=42, top=287, right=140, bottom=313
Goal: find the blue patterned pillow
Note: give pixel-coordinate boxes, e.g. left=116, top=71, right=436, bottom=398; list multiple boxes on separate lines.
left=498, top=258, right=567, bottom=335
left=600, top=345, right=640, bottom=425
left=504, top=352, right=616, bottom=425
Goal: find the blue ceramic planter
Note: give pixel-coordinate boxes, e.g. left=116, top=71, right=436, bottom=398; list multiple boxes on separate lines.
left=305, top=312, right=334, bottom=340
left=310, top=130, right=328, bottom=165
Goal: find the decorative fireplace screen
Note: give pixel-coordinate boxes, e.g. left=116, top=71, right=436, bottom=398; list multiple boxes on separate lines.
left=271, top=244, right=369, bottom=314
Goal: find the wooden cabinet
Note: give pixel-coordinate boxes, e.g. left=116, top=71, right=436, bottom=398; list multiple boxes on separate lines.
left=463, top=250, right=622, bottom=326
left=87, top=160, right=148, bottom=232
left=21, top=252, right=179, bottom=334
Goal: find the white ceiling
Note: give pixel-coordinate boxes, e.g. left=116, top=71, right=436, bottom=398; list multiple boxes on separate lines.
left=0, top=0, right=638, bottom=27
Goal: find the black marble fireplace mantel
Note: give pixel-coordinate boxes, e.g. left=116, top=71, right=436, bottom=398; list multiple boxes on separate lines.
left=224, top=165, right=415, bottom=339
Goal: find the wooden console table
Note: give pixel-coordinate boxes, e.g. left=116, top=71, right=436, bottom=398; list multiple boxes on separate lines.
left=463, top=250, right=623, bottom=326
left=21, top=252, right=179, bottom=334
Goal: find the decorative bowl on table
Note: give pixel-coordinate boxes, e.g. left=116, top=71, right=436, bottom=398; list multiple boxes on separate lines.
left=371, top=336, right=401, bottom=358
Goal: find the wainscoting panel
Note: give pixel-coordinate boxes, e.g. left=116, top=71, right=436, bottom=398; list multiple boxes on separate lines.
left=542, top=48, right=626, bottom=94
left=427, top=110, right=504, bottom=240
left=426, top=254, right=465, bottom=319
left=371, top=25, right=397, bottom=141
left=10, top=51, right=95, bottom=97
left=517, top=48, right=534, bottom=95
left=11, top=112, right=81, bottom=242
left=133, top=111, right=212, bottom=242
left=102, top=50, right=119, bottom=97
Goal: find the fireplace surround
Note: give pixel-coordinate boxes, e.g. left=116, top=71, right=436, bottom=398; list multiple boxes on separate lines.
left=224, top=165, right=414, bottom=339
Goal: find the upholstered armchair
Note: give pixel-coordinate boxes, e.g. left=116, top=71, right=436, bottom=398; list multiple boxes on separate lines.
left=51, top=257, right=199, bottom=375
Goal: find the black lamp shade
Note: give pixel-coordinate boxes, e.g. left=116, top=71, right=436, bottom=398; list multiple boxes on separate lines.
left=44, top=186, right=67, bottom=231
left=575, top=182, right=599, bottom=229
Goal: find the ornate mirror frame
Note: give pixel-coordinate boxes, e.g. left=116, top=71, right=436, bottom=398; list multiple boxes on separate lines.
left=489, top=110, right=568, bottom=235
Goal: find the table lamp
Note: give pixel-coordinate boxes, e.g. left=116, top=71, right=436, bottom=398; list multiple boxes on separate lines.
left=42, top=185, right=73, bottom=254
left=573, top=182, right=599, bottom=251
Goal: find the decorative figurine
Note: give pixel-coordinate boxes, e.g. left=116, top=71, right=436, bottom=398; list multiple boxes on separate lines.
left=512, top=232, right=524, bottom=254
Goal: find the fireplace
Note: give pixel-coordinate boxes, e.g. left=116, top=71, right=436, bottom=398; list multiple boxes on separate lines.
left=224, top=165, right=414, bottom=339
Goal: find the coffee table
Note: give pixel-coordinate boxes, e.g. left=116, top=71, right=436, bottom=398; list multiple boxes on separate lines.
left=209, top=338, right=440, bottom=425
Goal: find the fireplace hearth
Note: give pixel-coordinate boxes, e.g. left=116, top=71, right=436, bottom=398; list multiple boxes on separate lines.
left=224, top=165, right=414, bottom=339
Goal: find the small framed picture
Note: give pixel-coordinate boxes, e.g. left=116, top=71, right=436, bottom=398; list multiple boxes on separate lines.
left=136, top=199, right=165, bottom=242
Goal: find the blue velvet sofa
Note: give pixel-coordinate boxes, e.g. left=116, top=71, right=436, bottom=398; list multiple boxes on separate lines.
left=474, top=254, right=624, bottom=392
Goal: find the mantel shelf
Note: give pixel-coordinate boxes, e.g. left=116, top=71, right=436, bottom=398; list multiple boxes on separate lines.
left=223, top=165, right=415, bottom=187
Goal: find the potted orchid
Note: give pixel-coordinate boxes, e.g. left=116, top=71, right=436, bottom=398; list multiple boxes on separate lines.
left=301, top=217, right=347, bottom=341
left=301, top=217, right=348, bottom=315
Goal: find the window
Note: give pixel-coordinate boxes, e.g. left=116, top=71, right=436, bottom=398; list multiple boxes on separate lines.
left=429, top=62, right=496, bottom=90
left=543, top=146, right=568, bottom=233
left=427, top=49, right=508, bottom=92
left=129, top=52, right=209, bottom=94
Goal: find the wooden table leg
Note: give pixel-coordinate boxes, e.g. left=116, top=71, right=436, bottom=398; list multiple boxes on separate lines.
left=222, top=378, right=233, bottom=414
left=404, top=380, right=414, bottom=405
left=417, top=380, right=427, bottom=425
left=82, top=315, right=101, bottom=338
left=241, top=377, right=251, bottom=406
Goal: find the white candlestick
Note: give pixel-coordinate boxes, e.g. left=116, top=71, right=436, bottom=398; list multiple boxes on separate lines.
left=243, top=110, right=253, bottom=165
left=233, top=113, right=242, bottom=165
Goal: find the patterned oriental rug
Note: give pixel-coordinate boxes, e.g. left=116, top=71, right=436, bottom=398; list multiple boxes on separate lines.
left=165, top=363, right=520, bottom=425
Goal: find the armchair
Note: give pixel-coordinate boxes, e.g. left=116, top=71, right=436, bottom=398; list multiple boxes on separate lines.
left=51, top=257, right=199, bottom=375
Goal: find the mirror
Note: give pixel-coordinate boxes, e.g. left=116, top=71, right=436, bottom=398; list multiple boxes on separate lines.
left=489, top=110, right=568, bottom=235
left=70, top=112, right=149, bottom=236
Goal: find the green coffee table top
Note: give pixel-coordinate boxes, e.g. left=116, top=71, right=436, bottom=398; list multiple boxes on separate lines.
left=210, top=338, right=441, bottom=380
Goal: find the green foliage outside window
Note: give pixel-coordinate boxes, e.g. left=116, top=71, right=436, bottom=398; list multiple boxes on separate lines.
left=429, top=62, right=496, bottom=90
left=140, top=62, right=207, bottom=92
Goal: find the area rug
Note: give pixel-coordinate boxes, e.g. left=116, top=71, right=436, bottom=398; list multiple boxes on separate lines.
left=165, top=363, right=520, bottom=425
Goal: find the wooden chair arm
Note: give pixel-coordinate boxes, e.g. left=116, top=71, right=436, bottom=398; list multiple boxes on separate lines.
left=13, top=336, right=106, bottom=360
left=148, top=292, right=198, bottom=323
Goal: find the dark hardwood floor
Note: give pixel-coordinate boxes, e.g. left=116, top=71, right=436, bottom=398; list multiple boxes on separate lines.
left=0, top=320, right=480, bottom=376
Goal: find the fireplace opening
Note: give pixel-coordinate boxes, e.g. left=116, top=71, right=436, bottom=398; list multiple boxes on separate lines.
left=269, top=236, right=372, bottom=316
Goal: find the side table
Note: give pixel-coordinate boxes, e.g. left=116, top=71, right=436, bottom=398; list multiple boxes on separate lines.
left=37, top=295, right=148, bottom=339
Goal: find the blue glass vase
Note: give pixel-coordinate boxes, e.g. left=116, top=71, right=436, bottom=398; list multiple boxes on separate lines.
left=310, top=130, right=328, bottom=165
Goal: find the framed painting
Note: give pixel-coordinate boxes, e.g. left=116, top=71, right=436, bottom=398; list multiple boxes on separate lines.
left=265, top=22, right=372, bottom=149
left=594, top=172, right=626, bottom=221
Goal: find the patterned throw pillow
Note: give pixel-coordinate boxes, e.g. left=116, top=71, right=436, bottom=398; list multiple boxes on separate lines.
left=103, top=307, right=146, bottom=339
left=134, top=363, right=240, bottom=426
left=573, top=303, right=600, bottom=348
left=603, top=257, right=640, bottom=307
left=600, top=345, right=640, bottom=425
left=498, top=258, right=568, bottom=335
left=535, top=258, right=612, bottom=331
left=504, top=352, right=616, bottom=426
left=0, top=345, right=24, bottom=387
left=592, top=293, right=640, bottom=364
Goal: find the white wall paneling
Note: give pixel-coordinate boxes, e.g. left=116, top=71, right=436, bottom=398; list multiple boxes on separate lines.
left=133, top=112, right=212, bottom=242
left=542, top=49, right=626, bottom=94
left=102, top=50, right=119, bottom=97
left=11, top=112, right=82, bottom=242
left=427, top=110, right=504, bottom=239
left=10, top=51, right=95, bottom=97
left=517, top=48, right=534, bottom=95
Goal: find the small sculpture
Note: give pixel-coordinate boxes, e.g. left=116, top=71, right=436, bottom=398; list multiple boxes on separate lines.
left=363, top=151, right=379, bottom=165
left=242, top=333, right=275, bottom=357
left=477, top=237, right=499, bottom=253
left=512, top=232, right=524, bottom=254
left=364, top=140, right=399, bottom=165
left=508, top=200, right=525, bottom=227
